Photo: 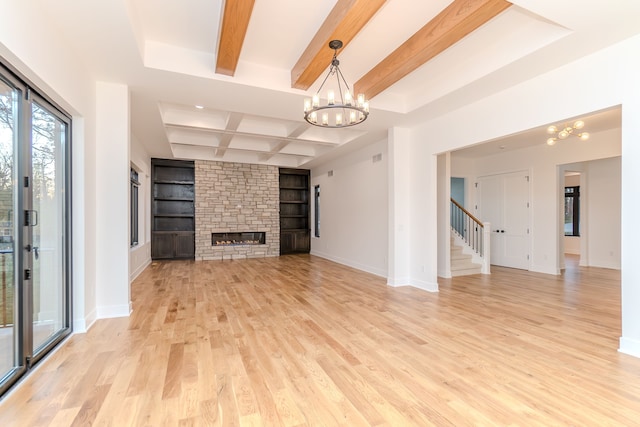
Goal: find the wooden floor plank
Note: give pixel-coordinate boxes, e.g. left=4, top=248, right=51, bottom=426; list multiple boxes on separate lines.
left=1, top=254, right=640, bottom=425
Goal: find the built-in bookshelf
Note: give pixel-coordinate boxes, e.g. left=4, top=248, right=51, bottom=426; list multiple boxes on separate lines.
left=279, top=168, right=310, bottom=254
left=151, top=159, right=195, bottom=259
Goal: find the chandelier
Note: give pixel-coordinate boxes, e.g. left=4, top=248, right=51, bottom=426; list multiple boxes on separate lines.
left=303, top=40, right=369, bottom=128
left=546, top=120, right=589, bottom=145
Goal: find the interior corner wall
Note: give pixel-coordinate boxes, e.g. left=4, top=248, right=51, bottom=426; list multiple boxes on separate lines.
left=0, top=2, right=99, bottom=332
left=129, top=135, right=152, bottom=282
left=95, top=82, right=131, bottom=318
left=310, top=138, right=388, bottom=278
left=410, top=34, right=640, bottom=358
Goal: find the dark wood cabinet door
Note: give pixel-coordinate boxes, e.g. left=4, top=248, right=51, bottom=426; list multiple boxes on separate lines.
left=175, top=233, right=195, bottom=258
left=280, top=230, right=310, bottom=254
left=151, top=232, right=176, bottom=259
left=152, top=232, right=195, bottom=259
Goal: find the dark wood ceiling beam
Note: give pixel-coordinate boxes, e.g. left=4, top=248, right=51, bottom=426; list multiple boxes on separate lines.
left=354, top=0, right=511, bottom=100
left=216, top=0, right=256, bottom=76
left=291, top=0, right=387, bottom=90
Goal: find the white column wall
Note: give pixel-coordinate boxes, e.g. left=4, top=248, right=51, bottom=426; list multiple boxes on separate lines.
left=387, top=128, right=411, bottom=287
left=409, top=133, right=439, bottom=292
left=437, top=153, right=451, bottom=278
left=95, top=82, right=131, bottom=318
left=412, top=34, right=640, bottom=357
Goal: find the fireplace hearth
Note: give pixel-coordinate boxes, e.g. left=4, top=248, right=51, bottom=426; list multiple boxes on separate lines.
left=212, top=232, right=266, bottom=246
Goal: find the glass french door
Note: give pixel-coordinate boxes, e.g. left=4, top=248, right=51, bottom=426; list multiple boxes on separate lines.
left=0, top=63, right=71, bottom=396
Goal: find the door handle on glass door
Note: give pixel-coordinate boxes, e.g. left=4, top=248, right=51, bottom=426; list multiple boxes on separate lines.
left=33, top=246, right=39, bottom=260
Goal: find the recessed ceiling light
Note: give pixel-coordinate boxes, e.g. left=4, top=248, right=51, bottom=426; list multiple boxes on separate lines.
left=195, top=105, right=204, bottom=109
left=499, top=145, right=506, bottom=150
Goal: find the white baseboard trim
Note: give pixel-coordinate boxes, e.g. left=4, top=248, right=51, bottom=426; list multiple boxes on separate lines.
left=438, top=269, right=452, bottom=279
left=310, top=250, right=387, bottom=278
left=73, top=308, right=97, bottom=333
left=387, top=276, right=410, bottom=287
left=529, top=264, right=561, bottom=275
left=619, top=336, right=640, bottom=359
left=130, top=257, right=151, bottom=283
left=96, top=304, right=131, bottom=319
left=407, top=278, right=439, bottom=293
left=587, top=259, right=621, bottom=270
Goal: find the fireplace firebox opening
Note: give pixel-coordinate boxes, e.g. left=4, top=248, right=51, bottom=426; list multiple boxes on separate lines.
left=212, top=232, right=266, bottom=246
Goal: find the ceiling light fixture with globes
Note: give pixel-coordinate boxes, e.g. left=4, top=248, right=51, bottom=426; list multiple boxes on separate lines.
left=546, top=120, right=589, bottom=146
left=303, top=40, right=369, bottom=128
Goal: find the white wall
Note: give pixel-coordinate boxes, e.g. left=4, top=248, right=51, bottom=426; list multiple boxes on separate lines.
left=413, top=34, right=640, bottom=357
left=130, top=135, right=152, bottom=282
left=310, top=139, right=388, bottom=277
left=586, top=157, right=621, bottom=269
left=95, top=82, right=131, bottom=318
left=0, top=2, right=98, bottom=331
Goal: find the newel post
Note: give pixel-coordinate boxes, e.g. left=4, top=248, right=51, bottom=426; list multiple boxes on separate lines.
left=482, top=222, right=491, bottom=274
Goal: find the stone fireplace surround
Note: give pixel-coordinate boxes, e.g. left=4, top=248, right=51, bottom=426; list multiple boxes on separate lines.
left=194, top=160, right=280, bottom=260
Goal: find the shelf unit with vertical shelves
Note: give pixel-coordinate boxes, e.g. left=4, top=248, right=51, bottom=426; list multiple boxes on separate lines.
left=279, top=168, right=310, bottom=254
left=151, top=159, right=195, bottom=259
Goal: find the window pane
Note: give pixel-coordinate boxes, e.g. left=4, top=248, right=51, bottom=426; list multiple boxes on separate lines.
left=0, top=79, right=18, bottom=380
left=564, top=195, right=574, bottom=235
left=31, top=101, right=67, bottom=353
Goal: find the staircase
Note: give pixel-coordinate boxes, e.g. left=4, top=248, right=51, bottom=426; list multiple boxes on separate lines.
left=450, top=198, right=490, bottom=276
left=450, top=235, right=482, bottom=276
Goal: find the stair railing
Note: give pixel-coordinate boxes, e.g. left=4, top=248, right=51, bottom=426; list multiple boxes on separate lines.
left=450, top=198, right=491, bottom=273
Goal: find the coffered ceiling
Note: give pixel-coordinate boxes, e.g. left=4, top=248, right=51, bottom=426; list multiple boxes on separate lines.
left=38, top=0, right=640, bottom=167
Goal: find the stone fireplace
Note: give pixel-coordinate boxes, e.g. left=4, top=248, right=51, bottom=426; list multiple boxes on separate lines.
left=194, top=161, right=279, bottom=260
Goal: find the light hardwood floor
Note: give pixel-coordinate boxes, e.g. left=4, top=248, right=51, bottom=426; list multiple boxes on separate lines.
left=1, top=255, right=640, bottom=426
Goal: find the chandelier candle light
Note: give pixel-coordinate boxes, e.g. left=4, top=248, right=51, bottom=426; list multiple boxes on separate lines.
left=303, top=40, right=369, bottom=128
left=546, top=120, right=589, bottom=145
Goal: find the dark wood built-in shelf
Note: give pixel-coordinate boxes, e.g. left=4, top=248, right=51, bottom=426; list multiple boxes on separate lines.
left=279, top=168, right=310, bottom=254
left=151, top=159, right=196, bottom=260
left=153, top=180, right=195, bottom=185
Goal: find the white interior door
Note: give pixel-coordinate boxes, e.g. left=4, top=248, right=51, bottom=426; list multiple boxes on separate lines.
left=478, top=171, right=530, bottom=270
left=502, top=172, right=530, bottom=269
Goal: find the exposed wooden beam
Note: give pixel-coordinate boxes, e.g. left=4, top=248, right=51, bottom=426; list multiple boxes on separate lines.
left=291, top=0, right=387, bottom=90
left=216, top=0, right=256, bottom=76
left=354, top=0, right=511, bottom=100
